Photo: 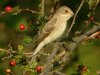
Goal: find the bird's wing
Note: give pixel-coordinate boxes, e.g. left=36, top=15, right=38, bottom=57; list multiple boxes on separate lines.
left=36, top=17, right=58, bottom=44
left=25, top=17, right=58, bottom=50
left=43, top=17, right=57, bottom=33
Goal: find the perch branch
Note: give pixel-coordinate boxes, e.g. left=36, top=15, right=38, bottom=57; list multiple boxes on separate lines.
left=40, top=43, right=59, bottom=75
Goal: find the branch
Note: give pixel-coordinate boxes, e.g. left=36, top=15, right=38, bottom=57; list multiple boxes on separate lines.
left=83, top=31, right=100, bottom=41
left=68, top=25, right=100, bottom=51
left=0, top=8, right=43, bottom=17
left=40, top=42, right=59, bottom=75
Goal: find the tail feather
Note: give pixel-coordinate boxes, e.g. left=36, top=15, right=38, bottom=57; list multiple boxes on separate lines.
left=33, top=36, right=50, bottom=55
left=33, top=42, right=45, bottom=55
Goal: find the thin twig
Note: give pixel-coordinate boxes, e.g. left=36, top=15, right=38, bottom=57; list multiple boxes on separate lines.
left=41, top=0, right=45, bottom=15
left=82, top=31, right=100, bottom=41
left=66, top=0, right=85, bottom=37
left=0, top=12, right=6, bottom=16
left=20, top=8, right=42, bottom=14
left=92, top=20, right=100, bottom=26
left=69, top=25, right=100, bottom=51
left=0, top=8, right=43, bottom=16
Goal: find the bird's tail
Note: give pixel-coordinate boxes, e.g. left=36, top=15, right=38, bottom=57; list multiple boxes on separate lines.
left=33, top=36, right=50, bottom=55
left=33, top=42, right=45, bottom=55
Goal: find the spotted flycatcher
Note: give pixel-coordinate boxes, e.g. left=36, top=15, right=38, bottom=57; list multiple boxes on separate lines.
left=33, top=6, right=74, bottom=55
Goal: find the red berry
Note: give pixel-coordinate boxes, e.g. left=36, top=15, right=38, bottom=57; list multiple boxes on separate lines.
left=5, top=6, right=12, bottom=12
left=10, top=59, right=16, bottom=66
left=19, top=24, right=25, bottom=30
left=35, top=66, right=43, bottom=73
left=89, top=16, right=94, bottom=21
left=82, top=66, right=87, bottom=72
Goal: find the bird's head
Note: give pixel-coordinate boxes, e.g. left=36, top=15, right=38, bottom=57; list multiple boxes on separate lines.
left=55, top=6, right=74, bottom=18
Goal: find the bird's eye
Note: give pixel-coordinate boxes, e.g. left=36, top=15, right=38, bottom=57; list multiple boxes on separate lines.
left=65, top=10, right=68, bottom=13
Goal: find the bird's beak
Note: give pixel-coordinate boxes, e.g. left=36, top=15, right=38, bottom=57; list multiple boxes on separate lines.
left=69, top=12, right=74, bottom=16
left=71, top=12, right=74, bottom=16
left=70, top=12, right=77, bottom=17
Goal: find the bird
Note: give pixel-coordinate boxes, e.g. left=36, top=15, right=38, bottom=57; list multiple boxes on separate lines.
left=33, top=6, right=74, bottom=56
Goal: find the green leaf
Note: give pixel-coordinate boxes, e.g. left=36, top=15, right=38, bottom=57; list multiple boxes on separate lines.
left=87, top=0, right=100, bottom=9
left=18, top=45, right=24, bottom=50
left=0, top=49, right=6, bottom=56
left=29, top=60, right=38, bottom=69
left=12, top=6, right=21, bottom=15
left=87, top=12, right=94, bottom=17
left=22, top=36, right=32, bottom=44
left=12, top=6, right=20, bottom=12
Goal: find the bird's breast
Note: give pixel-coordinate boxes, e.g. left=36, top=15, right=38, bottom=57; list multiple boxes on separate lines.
left=49, top=18, right=67, bottom=41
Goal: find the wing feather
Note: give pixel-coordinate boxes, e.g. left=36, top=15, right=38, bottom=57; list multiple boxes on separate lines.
left=36, top=17, right=57, bottom=43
